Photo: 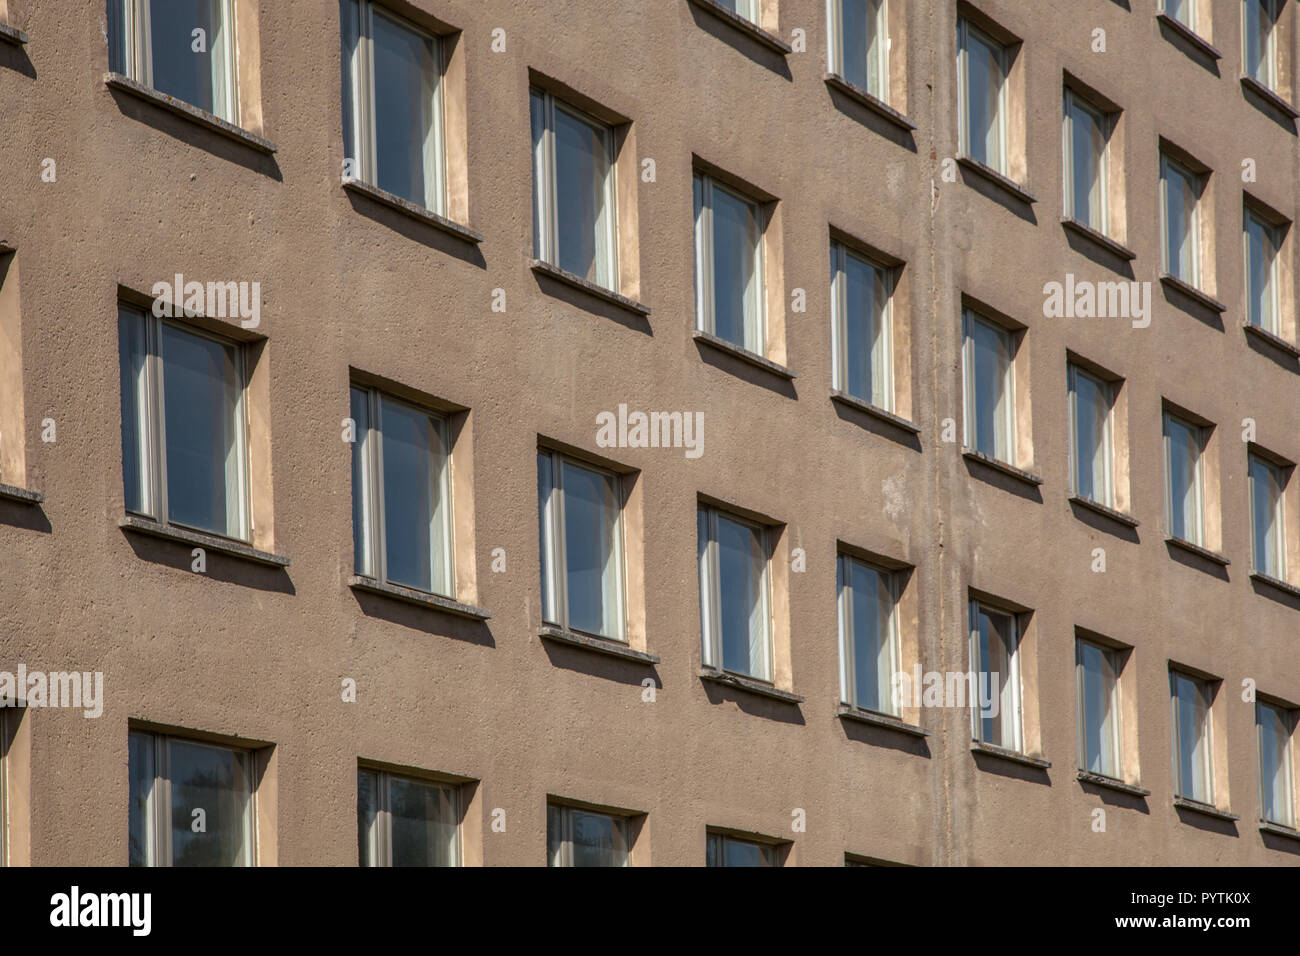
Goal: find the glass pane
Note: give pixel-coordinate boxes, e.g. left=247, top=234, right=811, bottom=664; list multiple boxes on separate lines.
left=546, top=803, right=564, bottom=866
left=1173, top=674, right=1211, bottom=802
left=1249, top=456, right=1284, bottom=577
left=718, top=837, right=769, bottom=867
left=148, top=0, right=230, bottom=118
left=388, top=775, right=458, bottom=867
left=350, top=388, right=372, bottom=575
left=380, top=398, right=449, bottom=595
left=372, top=13, right=439, bottom=209
left=1166, top=0, right=1193, bottom=27
left=553, top=106, right=612, bottom=287
left=1068, top=97, right=1106, bottom=229
left=562, top=461, right=621, bottom=638
left=357, top=769, right=379, bottom=866
left=108, top=0, right=130, bottom=74
left=716, top=515, right=769, bottom=680
left=569, top=810, right=627, bottom=867
left=538, top=452, right=557, bottom=623
left=975, top=606, right=1016, bottom=750
left=1079, top=642, right=1117, bottom=777
left=848, top=560, right=894, bottom=714
left=128, top=731, right=154, bottom=867
left=839, top=0, right=887, bottom=96
left=341, top=0, right=361, bottom=169
left=964, top=26, right=1004, bottom=170
left=966, top=316, right=1012, bottom=460
left=160, top=324, right=243, bottom=538
left=530, top=91, right=546, bottom=260
left=1164, top=416, right=1201, bottom=545
left=167, top=739, right=252, bottom=866
left=698, top=508, right=713, bottom=667
left=1245, top=212, right=1279, bottom=333
left=1071, top=368, right=1111, bottom=505
left=842, top=249, right=891, bottom=409
left=1163, top=159, right=1198, bottom=282
left=711, top=186, right=762, bottom=354
left=118, top=307, right=151, bottom=516
left=1259, top=704, right=1294, bottom=826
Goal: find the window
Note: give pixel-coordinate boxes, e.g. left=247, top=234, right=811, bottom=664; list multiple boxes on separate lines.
left=118, top=305, right=249, bottom=541
left=129, top=731, right=255, bottom=866
left=1162, top=412, right=1205, bottom=546
left=969, top=601, right=1021, bottom=752
left=1244, top=207, right=1281, bottom=335
left=1068, top=364, right=1114, bottom=507
left=957, top=18, right=1007, bottom=173
left=1076, top=640, right=1121, bottom=779
left=358, top=768, right=458, bottom=866
left=837, top=555, right=898, bottom=715
left=698, top=506, right=772, bottom=682
left=1062, top=88, right=1109, bottom=232
left=706, top=832, right=776, bottom=867
left=830, top=241, right=893, bottom=410
left=694, top=172, right=764, bottom=355
left=828, top=0, right=888, bottom=98
left=1160, top=153, right=1202, bottom=286
left=1249, top=453, right=1286, bottom=579
left=1170, top=671, right=1214, bottom=804
left=341, top=0, right=446, bottom=213
left=350, top=386, right=454, bottom=598
left=108, top=0, right=238, bottom=122
left=547, top=804, right=629, bottom=867
left=1164, top=0, right=1196, bottom=29
left=961, top=309, right=1015, bottom=462
left=530, top=89, right=617, bottom=290
left=1243, top=0, right=1280, bottom=87
left=717, top=0, right=759, bottom=24
left=537, top=450, right=626, bottom=640
left=1257, top=702, right=1295, bottom=828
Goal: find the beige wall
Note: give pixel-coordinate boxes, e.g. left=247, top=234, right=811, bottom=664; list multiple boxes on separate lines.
left=0, top=0, right=1297, bottom=866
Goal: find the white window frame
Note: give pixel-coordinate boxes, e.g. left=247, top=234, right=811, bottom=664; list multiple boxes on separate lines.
left=547, top=803, right=630, bottom=867
left=961, top=309, right=1016, bottom=464
left=120, top=307, right=251, bottom=542
left=836, top=554, right=899, bottom=716
left=1061, top=87, right=1110, bottom=233
left=350, top=385, right=455, bottom=599
left=1159, top=153, right=1202, bottom=288
left=538, top=449, right=627, bottom=642
left=698, top=505, right=773, bottom=683
left=1162, top=411, right=1206, bottom=548
left=956, top=17, right=1008, bottom=174
left=358, top=768, right=460, bottom=867
left=130, top=731, right=256, bottom=867
left=1257, top=701, right=1296, bottom=828
left=1075, top=638, right=1122, bottom=779
left=968, top=600, right=1023, bottom=753
left=693, top=172, right=766, bottom=355
left=830, top=240, right=894, bottom=411
left=1248, top=453, right=1287, bottom=579
left=1243, top=0, right=1280, bottom=88
left=1170, top=671, right=1215, bottom=805
left=342, top=0, right=447, bottom=215
left=1243, top=206, right=1282, bottom=335
left=827, top=0, right=890, bottom=100
left=1067, top=364, right=1115, bottom=508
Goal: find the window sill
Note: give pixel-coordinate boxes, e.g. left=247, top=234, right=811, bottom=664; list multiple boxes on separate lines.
left=1155, top=13, right=1223, bottom=60
left=822, top=74, right=917, bottom=131
left=0, top=20, right=28, bottom=45
left=1239, top=75, right=1300, bottom=118
left=120, top=516, right=290, bottom=567
left=0, top=482, right=43, bottom=505
left=1076, top=770, right=1151, bottom=797
left=342, top=177, right=483, bottom=244
left=1069, top=495, right=1140, bottom=528
left=693, top=330, right=796, bottom=380
left=348, top=575, right=490, bottom=621
left=1259, top=821, right=1300, bottom=841
left=962, top=449, right=1044, bottom=487
left=1250, top=571, right=1300, bottom=600
left=1059, top=217, right=1137, bottom=262
left=955, top=155, right=1037, bottom=205
left=698, top=667, right=804, bottom=704
left=1243, top=322, right=1300, bottom=359
left=686, top=0, right=792, bottom=54
left=836, top=704, right=929, bottom=737
left=539, top=625, right=660, bottom=664
left=1165, top=536, right=1230, bottom=567
left=1173, top=797, right=1239, bottom=822
left=529, top=260, right=650, bottom=315
left=1158, top=273, right=1226, bottom=314
left=970, top=741, right=1051, bottom=769
left=103, top=73, right=277, bottom=154
left=830, top=391, right=921, bottom=434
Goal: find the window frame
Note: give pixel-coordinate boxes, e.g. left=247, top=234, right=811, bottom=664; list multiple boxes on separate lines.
left=1159, top=153, right=1202, bottom=288
left=836, top=554, right=900, bottom=716
left=705, top=831, right=777, bottom=867
left=697, top=505, right=774, bottom=683
left=530, top=88, right=619, bottom=292
left=1061, top=87, right=1110, bottom=234
left=119, top=306, right=251, bottom=543
left=1067, top=363, right=1115, bottom=508
left=956, top=17, right=1008, bottom=174
left=341, top=0, right=448, bottom=215
left=693, top=171, right=766, bottom=356
left=546, top=802, right=630, bottom=867
left=827, top=0, right=889, bottom=100
left=1075, top=638, right=1122, bottom=780
left=537, top=449, right=628, bottom=642
left=350, top=384, right=455, bottom=599
left=1256, top=701, right=1296, bottom=828
left=1170, top=670, right=1215, bottom=805
left=1164, top=0, right=1197, bottom=30
left=830, top=240, right=894, bottom=411
left=721, top=0, right=760, bottom=25
left=1248, top=453, right=1287, bottom=579
left=1243, top=206, right=1282, bottom=336
left=968, top=600, right=1023, bottom=753
left=357, top=767, right=460, bottom=867
left=1243, top=0, right=1280, bottom=89
left=1162, top=411, right=1206, bottom=547
left=961, top=308, right=1016, bottom=464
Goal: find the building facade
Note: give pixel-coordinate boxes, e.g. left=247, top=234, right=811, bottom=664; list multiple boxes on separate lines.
left=0, top=0, right=1298, bottom=865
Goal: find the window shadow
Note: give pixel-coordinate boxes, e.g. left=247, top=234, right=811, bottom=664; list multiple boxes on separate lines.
left=699, top=678, right=805, bottom=725
left=539, top=639, right=661, bottom=687
left=349, top=588, right=495, bottom=646
left=120, top=529, right=295, bottom=594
